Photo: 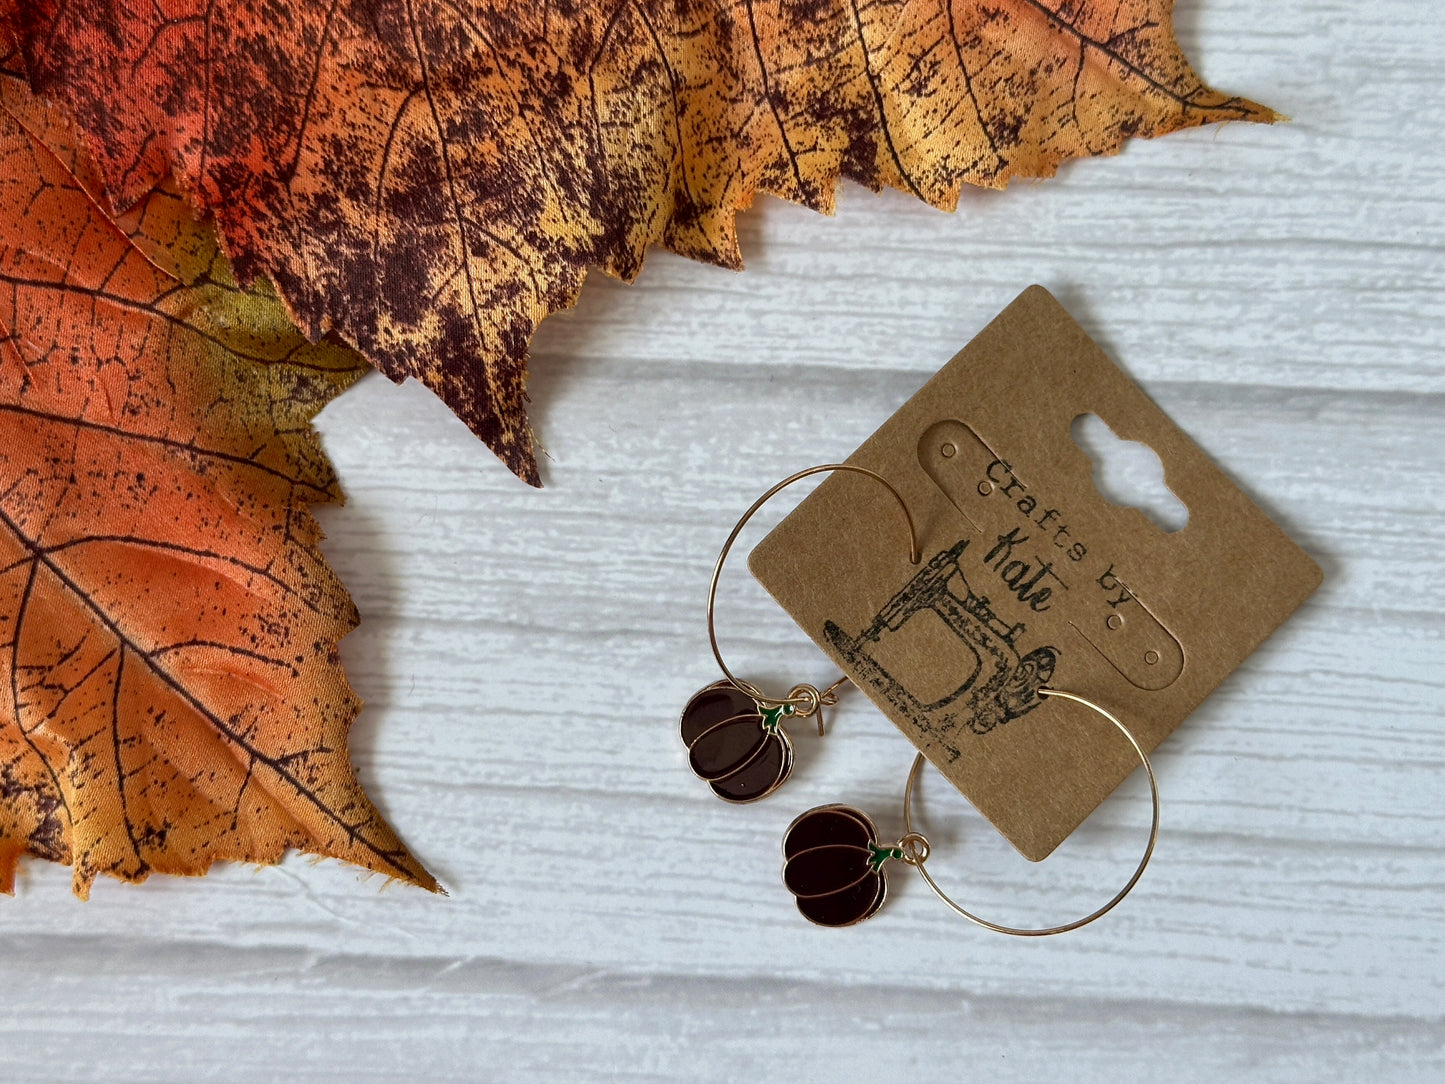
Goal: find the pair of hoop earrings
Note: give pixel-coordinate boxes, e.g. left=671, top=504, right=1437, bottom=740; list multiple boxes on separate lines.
left=679, top=465, right=1160, bottom=931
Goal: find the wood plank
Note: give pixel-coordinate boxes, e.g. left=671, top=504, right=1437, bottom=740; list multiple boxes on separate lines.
left=2, top=936, right=1442, bottom=1083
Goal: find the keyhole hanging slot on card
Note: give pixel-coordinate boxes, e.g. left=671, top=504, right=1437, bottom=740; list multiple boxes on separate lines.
left=1070, top=414, right=1189, bottom=533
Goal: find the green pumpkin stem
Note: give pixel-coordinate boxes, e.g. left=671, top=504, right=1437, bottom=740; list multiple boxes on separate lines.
left=759, top=702, right=795, bottom=733
left=866, top=842, right=904, bottom=873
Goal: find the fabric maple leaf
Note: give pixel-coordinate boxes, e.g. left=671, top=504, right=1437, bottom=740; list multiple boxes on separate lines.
left=0, top=45, right=435, bottom=897
left=6, top=2, right=1274, bottom=484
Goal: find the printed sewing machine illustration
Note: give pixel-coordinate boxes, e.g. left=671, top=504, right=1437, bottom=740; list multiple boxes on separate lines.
left=824, top=540, right=1058, bottom=755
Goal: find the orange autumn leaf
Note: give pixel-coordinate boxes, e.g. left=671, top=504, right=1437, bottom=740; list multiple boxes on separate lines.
left=6, top=2, right=1273, bottom=484
left=0, top=47, right=435, bottom=897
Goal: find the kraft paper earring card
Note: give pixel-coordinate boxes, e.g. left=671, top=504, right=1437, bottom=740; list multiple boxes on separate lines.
left=748, top=286, right=1322, bottom=861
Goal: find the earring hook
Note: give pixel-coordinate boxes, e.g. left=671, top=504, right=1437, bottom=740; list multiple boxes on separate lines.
left=899, top=687, right=1160, bottom=936
left=706, top=463, right=921, bottom=712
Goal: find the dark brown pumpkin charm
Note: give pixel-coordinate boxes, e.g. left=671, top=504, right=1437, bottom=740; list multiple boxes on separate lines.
left=679, top=681, right=796, bottom=803
left=782, top=805, right=902, bottom=927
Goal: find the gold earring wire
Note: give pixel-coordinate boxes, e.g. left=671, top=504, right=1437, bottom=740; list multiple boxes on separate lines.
left=897, top=687, right=1159, bottom=935
left=681, top=464, right=921, bottom=805
left=705, top=463, right=921, bottom=714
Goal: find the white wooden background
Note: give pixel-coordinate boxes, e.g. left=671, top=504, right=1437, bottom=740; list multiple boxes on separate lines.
left=3, top=1, right=1442, bottom=1079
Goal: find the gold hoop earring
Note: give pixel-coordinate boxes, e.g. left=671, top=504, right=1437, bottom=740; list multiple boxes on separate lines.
left=781, top=688, right=1160, bottom=928
left=680, top=465, right=921, bottom=804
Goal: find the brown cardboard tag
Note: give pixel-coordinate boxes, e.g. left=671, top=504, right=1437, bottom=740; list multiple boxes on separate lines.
left=749, top=286, right=1321, bottom=861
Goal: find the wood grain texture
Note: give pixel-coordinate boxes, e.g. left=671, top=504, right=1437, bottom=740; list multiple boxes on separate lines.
left=1, top=0, right=1441, bottom=1078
